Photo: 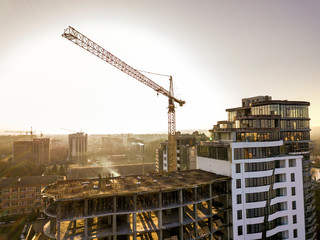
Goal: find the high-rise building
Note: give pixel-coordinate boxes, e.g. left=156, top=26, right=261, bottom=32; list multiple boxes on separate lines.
left=68, top=132, right=87, bottom=165
left=157, top=132, right=207, bottom=172
left=13, top=138, right=50, bottom=165
left=197, top=96, right=315, bottom=240
left=33, top=138, right=50, bottom=164
left=13, top=141, right=33, bottom=164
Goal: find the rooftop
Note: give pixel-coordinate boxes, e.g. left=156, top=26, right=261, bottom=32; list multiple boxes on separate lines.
left=0, top=175, right=61, bottom=189
left=42, top=170, right=229, bottom=201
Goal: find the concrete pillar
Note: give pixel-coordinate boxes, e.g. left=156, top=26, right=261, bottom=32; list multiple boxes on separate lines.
left=84, top=199, right=88, bottom=215
left=226, top=181, right=230, bottom=240
left=56, top=221, right=60, bottom=240
left=50, top=218, right=56, bottom=235
left=194, top=188, right=198, bottom=238
left=133, top=195, right=137, bottom=240
left=209, top=183, right=213, bottom=237
left=113, top=196, right=117, bottom=239
left=179, top=189, right=183, bottom=240
left=158, top=192, right=163, bottom=240
left=84, top=218, right=88, bottom=237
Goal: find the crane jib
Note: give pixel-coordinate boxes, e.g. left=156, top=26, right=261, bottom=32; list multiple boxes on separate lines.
left=62, top=26, right=185, bottom=172
left=62, top=26, right=185, bottom=106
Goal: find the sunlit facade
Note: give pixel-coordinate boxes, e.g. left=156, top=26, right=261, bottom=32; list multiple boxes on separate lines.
left=197, top=96, right=315, bottom=240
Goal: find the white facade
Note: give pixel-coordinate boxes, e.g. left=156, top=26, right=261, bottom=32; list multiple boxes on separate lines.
left=197, top=140, right=306, bottom=239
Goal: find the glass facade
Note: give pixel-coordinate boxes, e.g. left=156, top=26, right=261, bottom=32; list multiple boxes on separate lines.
left=251, top=104, right=309, bottom=118
left=197, top=145, right=229, bottom=161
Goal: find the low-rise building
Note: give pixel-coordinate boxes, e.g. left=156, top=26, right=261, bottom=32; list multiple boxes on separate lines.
left=0, top=175, right=63, bottom=217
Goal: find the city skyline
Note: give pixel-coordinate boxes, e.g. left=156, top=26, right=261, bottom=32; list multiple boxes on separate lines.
left=1, top=0, right=320, bottom=134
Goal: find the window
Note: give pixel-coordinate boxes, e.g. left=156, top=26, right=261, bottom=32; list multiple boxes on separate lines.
left=27, top=200, right=33, bottom=205
left=293, top=215, right=297, bottom=224
left=236, top=164, right=241, bottom=173
left=289, top=159, right=296, bottom=167
left=236, top=179, right=241, bottom=189
left=3, top=189, right=10, bottom=193
left=12, top=209, right=17, bottom=214
left=12, top=188, right=18, bottom=192
left=4, top=202, right=10, bottom=207
left=28, top=194, right=33, bottom=198
left=20, top=201, right=25, bottom=206
left=12, top=195, right=18, bottom=199
left=28, top=187, right=33, bottom=191
left=237, top=194, right=242, bottom=204
left=238, top=226, right=243, bottom=236
left=36, top=186, right=41, bottom=193
left=20, top=187, right=26, bottom=192
left=237, top=210, right=242, bottom=220
left=292, top=187, right=296, bottom=196
left=293, top=229, right=297, bottom=238
left=292, top=201, right=296, bottom=210
left=20, top=194, right=25, bottom=199
left=291, top=173, right=295, bottom=182
left=12, top=202, right=18, bottom=206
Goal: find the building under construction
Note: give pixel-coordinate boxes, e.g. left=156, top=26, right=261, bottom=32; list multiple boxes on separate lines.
left=42, top=170, right=231, bottom=240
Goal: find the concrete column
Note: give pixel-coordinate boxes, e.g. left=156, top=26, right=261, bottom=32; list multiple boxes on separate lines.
left=179, top=189, right=183, bottom=240
left=194, top=188, right=198, bottom=238
left=84, top=199, right=88, bottom=215
left=56, top=221, right=60, bottom=240
left=113, top=196, right=117, bottom=239
left=133, top=195, right=137, bottom=240
left=226, top=181, right=230, bottom=240
left=84, top=218, right=88, bottom=237
left=158, top=192, right=163, bottom=240
left=209, top=183, right=213, bottom=237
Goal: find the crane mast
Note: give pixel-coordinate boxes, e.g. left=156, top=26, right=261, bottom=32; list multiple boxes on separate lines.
left=62, top=26, right=185, bottom=172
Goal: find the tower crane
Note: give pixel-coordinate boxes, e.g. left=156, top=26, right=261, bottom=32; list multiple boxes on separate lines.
left=62, top=26, right=185, bottom=172
left=5, top=127, right=36, bottom=135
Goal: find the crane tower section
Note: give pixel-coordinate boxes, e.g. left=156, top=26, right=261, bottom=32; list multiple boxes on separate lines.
left=62, top=26, right=185, bottom=172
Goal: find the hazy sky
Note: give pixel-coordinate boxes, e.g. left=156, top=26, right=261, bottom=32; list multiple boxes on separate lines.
left=1, top=0, right=320, bottom=134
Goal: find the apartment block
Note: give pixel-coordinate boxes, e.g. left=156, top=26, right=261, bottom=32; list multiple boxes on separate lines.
left=158, top=132, right=207, bottom=172
left=197, top=96, right=315, bottom=239
left=13, top=138, right=50, bottom=165
left=68, top=132, right=88, bottom=165
left=0, top=175, right=61, bottom=217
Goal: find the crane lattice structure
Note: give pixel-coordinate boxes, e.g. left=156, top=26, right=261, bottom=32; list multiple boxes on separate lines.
left=5, top=127, right=36, bottom=135
left=62, top=26, right=185, bottom=172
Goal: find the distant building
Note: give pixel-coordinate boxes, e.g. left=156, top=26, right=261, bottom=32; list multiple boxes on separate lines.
left=13, top=138, right=50, bottom=165
left=68, top=132, right=87, bottom=165
left=33, top=138, right=50, bottom=165
left=157, top=131, right=207, bottom=172
left=50, top=146, right=68, bottom=163
left=13, top=141, right=33, bottom=164
left=0, top=175, right=62, bottom=217
left=101, top=136, right=124, bottom=155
